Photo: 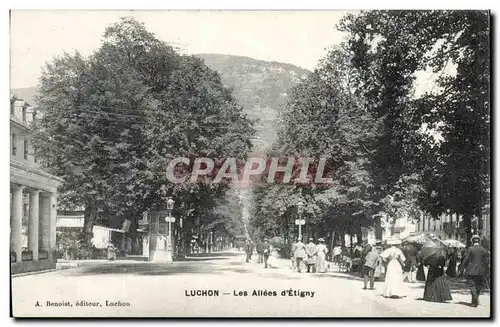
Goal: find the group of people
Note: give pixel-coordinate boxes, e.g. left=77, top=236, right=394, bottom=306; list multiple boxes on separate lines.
left=244, top=238, right=272, bottom=268
left=291, top=237, right=329, bottom=273
left=360, top=235, right=489, bottom=307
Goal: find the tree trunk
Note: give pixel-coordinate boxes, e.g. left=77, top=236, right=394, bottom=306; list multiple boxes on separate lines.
left=374, top=216, right=382, bottom=240
left=356, top=223, right=363, bottom=244
left=330, top=230, right=335, bottom=259
left=463, top=214, right=472, bottom=247
left=340, top=228, right=346, bottom=247
left=83, top=203, right=97, bottom=246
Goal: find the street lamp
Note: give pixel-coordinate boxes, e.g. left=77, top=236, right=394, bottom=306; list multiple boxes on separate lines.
left=210, top=231, right=213, bottom=254
left=296, top=201, right=305, bottom=239
left=165, top=197, right=175, bottom=263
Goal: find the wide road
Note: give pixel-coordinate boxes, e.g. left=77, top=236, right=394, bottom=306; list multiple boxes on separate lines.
left=11, top=251, right=490, bottom=318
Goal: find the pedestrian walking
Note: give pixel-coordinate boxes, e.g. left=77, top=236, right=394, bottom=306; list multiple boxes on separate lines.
left=422, top=253, right=452, bottom=303
left=294, top=237, right=307, bottom=272
left=316, top=238, right=328, bottom=273
left=380, top=239, right=406, bottom=298
left=262, top=238, right=271, bottom=268
left=291, top=237, right=298, bottom=269
left=244, top=239, right=253, bottom=263
left=256, top=239, right=264, bottom=264
left=305, top=238, right=317, bottom=273
left=459, top=235, right=490, bottom=307
left=267, top=245, right=279, bottom=268
left=403, top=244, right=418, bottom=283
left=333, top=244, right=342, bottom=266
left=363, top=245, right=381, bottom=290
left=446, top=248, right=458, bottom=278
left=107, top=240, right=116, bottom=261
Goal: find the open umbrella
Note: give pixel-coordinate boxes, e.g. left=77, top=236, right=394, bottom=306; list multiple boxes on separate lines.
left=403, top=234, right=429, bottom=245
left=420, top=239, right=447, bottom=267
left=269, top=236, right=284, bottom=248
left=442, top=239, right=466, bottom=248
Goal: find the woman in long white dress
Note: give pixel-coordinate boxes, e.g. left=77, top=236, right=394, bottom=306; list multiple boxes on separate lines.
left=316, top=238, right=328, bottom=273
left=381, top=240, right=407, bottom=298
left=266, top=245, right=279, bottom=268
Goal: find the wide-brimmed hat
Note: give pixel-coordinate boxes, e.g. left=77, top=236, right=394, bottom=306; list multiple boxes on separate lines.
left=318, top=238, right=325, bottom=242
left=471, top=235, right=481, bottom=243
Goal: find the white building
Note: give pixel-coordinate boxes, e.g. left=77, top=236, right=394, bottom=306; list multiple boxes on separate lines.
left=392, top=216, right=417, bottom=239
left=10, top=95, right=64, bottom=274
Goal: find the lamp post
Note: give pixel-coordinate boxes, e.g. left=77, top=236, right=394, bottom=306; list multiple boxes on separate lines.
left=296, top=201, right=305, bottom=239
left=210, top=231, right=213, bottom=254
left=165, top=197, right=175, bottom=263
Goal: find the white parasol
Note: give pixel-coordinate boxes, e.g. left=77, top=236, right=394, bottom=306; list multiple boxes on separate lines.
left=441, top=239, right=466, bottom=248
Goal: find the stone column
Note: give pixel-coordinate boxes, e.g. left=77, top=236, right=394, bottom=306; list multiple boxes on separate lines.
left=39, top=193, right=51, bottom=251
left=11, top=185, right=25, bottom=263
left=49, top=193, right=57, bottom=255
left=28, top=190, right=40, bottom=260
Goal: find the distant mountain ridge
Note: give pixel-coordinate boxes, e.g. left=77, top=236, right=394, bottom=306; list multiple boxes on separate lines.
left=11, top=54, right=311, bottom=153
left=196, top=53, right=311, bottom=153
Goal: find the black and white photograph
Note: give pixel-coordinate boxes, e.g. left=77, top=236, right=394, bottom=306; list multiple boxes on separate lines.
left=8, top=9, right=491, bottom=318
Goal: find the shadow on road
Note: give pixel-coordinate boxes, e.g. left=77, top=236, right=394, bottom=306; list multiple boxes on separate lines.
left=62, top=262, right=227, bottom=276
left=411, top=277, right=490, bottom=296
left=58, top=252, right=257, bottom=277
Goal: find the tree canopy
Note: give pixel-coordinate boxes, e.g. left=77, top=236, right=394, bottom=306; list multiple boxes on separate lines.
left=250, top=10, right=490, bottom=246
left=33, top=17, right=255, bottom=244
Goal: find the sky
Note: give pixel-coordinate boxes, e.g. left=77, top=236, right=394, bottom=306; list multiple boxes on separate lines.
left=10, top=10, right=355, bottom=88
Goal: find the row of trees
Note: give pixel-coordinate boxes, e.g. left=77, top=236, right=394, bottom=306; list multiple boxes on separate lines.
left=249, top=10, right=490, bottom=247
left=33, top=18, right=253, bottom=246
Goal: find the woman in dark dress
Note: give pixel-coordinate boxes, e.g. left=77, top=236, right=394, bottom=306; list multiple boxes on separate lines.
left=423, top=255, right=452, bottom=302
left=446, top=249, right=457, bottom=278
left=416, top=252, right=426, bottom=281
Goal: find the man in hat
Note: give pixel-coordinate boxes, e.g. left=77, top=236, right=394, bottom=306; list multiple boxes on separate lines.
left=262, top=238, right=271, bottom=268
left=333, top=243, right=342, bottom=267
left=305, top=237, right=317, bottom=273
left=363, top=244, right=381, bottom=290
left=294, top=237, right=307, bottom=273
left=244, top=239, right=253, bottom=263
left=290, top=237, right=298, bottom=270
left=460, top=235, right=489, bottom=307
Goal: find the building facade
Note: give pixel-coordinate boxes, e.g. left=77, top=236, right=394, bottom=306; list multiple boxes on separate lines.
left=10, top=96, right=64, bottom=274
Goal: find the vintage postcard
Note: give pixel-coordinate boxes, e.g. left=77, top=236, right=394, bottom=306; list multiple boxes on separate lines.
left=9, top=10, right=490, bottom=318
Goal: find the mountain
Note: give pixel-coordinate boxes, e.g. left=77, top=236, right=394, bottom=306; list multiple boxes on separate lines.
left=195, top=54, right=311, bottom=153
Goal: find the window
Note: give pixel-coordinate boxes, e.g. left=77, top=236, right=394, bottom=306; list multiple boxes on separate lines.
left=12, top=134, right=17, bottom=156
left=24, top=140, right=28, bottom=159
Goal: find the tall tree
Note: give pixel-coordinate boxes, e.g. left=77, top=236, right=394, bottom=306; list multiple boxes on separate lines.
left=33, top=17, right=254, bottom=244
left=340, top=10, right=490, bottom=244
